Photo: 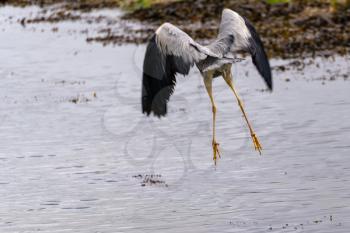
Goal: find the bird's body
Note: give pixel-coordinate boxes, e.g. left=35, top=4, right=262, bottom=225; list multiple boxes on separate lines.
left=141, top=9, right=272, bottom=164
left=197, top=57, right=233, bottom=77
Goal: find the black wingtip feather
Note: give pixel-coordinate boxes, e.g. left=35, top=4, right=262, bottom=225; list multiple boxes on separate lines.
left=141, top=34, right=192, bottom=117
left=142, top=35, right=171, bottom=117
left=244, top=18, right=273, bottom=91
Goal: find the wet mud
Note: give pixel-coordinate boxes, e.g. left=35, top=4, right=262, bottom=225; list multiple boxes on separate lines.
left=133, top=174, right=168, bottom=187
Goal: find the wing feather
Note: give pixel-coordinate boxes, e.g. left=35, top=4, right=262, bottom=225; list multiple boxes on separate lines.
left=142, top=23, right=214, bottom=117
left=244, top=18, right=272, bottom=90
left=217, top=9, right=272, bottom=90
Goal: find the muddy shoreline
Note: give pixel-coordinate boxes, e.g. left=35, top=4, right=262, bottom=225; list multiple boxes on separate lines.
left=2, top=0, right=350, bottom=59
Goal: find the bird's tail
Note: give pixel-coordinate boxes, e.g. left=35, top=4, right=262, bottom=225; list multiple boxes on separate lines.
left=222, top=56, right=245, bottom=63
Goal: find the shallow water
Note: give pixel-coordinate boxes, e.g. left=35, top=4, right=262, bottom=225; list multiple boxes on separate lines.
left=0, top=6, right=350, bottom=233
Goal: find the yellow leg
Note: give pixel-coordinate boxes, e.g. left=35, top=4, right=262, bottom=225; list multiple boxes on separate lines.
left=223, top=68, right=262, bottom=154
left=203, top=73, right=221, bottom=165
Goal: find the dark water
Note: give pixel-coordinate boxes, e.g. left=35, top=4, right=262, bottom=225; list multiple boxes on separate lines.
left=0, top=6, right=349, bottom=233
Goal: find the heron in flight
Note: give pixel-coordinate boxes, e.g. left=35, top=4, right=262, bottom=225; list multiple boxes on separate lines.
left=141, top=9, right=272, bottom=164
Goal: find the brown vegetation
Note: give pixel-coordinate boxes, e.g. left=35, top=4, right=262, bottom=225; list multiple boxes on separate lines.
left=3, top=0, right=350, bottom=59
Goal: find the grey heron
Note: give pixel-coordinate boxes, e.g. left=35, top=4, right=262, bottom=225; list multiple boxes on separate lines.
left=141, top=9, right=272, bottom=164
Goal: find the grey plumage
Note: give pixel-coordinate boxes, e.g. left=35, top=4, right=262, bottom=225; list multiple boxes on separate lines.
left=142, top=8, right=272, bottom=117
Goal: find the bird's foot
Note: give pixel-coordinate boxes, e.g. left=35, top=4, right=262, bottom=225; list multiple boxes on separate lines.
left=212, top=140, right=221, bottom=165
left=251, top=133, right=262, bottom=155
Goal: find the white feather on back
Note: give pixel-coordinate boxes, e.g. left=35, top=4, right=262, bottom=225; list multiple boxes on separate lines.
left=155, top=23, right=220, bottom=64
left=153, top=10, right=253, bottom=67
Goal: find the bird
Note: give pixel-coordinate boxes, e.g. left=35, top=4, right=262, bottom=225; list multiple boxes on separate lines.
left=141, top=8, right=272, bottom=164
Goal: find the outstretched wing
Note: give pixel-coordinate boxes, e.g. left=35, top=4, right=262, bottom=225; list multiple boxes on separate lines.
left=217, top=9, right=272, bottom=90
left=142, top=23, right=217, bottom=117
